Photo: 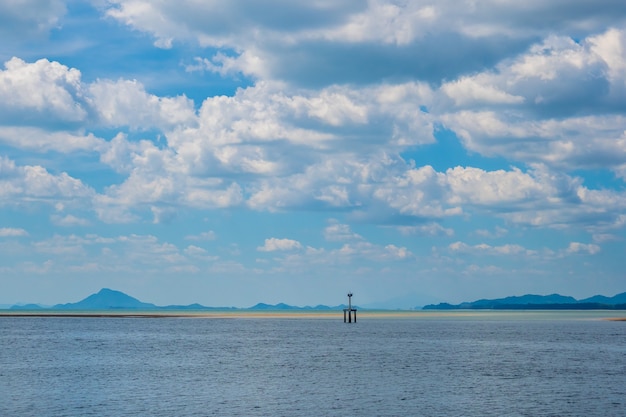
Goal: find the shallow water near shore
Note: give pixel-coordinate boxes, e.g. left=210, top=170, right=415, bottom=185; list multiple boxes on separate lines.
left=1, top=311, right=625, bottom=416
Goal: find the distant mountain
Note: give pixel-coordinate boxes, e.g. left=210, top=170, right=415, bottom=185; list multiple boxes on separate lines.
left=160, top=303, right=236, bottom=311
left=423, top=292, right=626, bottom=310
left=249, top=302, right=296, bottom=310
left=311, top=304, right=338, bottom=310
left=6, top=289, right=625, bottom=312
left=54, top=288, right=158, bottom=310
left=51, top=289, right=238, bottom=311
left=10, top=303, right=44, bottom=310
left=5, top=289, right=340, bottom=311
left=579, top=292, right=626, bottom=305
left=248, top=302, right=344, bottom=310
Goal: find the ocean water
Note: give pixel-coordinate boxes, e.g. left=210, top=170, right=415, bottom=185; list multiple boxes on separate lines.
left=1, top=312, right=625, bottom=416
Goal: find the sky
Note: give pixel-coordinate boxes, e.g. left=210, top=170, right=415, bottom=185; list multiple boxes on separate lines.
left=1, top=0, right=625, bottom=308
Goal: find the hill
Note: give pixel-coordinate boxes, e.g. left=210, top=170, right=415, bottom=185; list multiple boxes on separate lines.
left=579, top=292, right=626, bottom=305
left=53, top=288, right=158, bottom=310
left=248, top=302, right=344, bottom=310
left=423, top=292, right=626, bottom=310
left=7, top=289, right=336, bottom=311
left=6, top=289, right=625, bottom=312
left=51, top=289, right=236, bottom=311
left=10, top=303, right=44, bottom=310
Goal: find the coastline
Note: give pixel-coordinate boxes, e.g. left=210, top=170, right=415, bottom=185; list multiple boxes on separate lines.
left=2, top=309, right=626, bottom=320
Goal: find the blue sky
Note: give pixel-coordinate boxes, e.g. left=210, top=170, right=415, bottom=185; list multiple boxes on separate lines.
left=1, top=0, right=625, bottom=308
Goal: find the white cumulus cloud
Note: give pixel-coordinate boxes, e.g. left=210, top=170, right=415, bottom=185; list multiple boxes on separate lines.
left=257, top=238, right=303, bottom=252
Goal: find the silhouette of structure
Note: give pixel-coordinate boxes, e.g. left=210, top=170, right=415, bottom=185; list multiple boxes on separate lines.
left=343, top=292, right=357, bottom=323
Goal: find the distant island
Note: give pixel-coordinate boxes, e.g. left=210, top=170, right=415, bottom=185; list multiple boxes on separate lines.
left=4, top=288, right=626, bottom=312
left=7, top=288, right=348, bottom=311
left=422, top=292, right=626, bottom=310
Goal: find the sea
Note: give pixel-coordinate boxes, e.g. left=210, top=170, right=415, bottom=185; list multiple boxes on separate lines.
left=1, top=311, right=625, bottom=417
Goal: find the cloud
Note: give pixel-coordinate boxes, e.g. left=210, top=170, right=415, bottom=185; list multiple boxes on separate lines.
left=383, top=244, right=411, bottom=260
left=109, top=234, right=185, bottom=265
left=185, top=231, right=217, bottom=241
left=0, top=126, right=105, bottom=153
left=0, top=1, right=66, bottom=40
left=21, top=260, right=55, bottom=274
left=566, top=242, right=601, bottom=255
left=32, top=235, right=86, bottom=256
left=397, top=223, right=454, bottom=237
left=105, top=1, right=365, bottom=49
left=444, top=112, right=626, bottom=171
left=95, top=132, right=245, bottom=218
left=0, top=232, right=231, bottom=277
left=442, top=75, right=525, bottom=106
left=439, top=28, right=626, bottom=175
left=184, top=245, right=207, bottom=255
left=592, top=233, right=620, bottom=243
left=446, top=166, right=547, bottom=206
left=102, top=1, right=626, bottom=89
left=51, top=215, right=90, bottom=227
left=94, top=176, right=243, bottom=222
left=0, top=156, right=94, bottom=205
left=475, top=226, right=508, bottom=239
left=462, top=264, right=506, bottom=276
left=322, top=241, right=413, bottom=263
left=242, top=153, right=626, bottom=232
left=151, top=206, right=177, bottom=224
left=0, top=228, right=29, bottom=237
left=265, top=239, right=414, bottom=274
left=372, top=165, right=456, bottom=219
left=449, top=240, right=603, bottom=259
left=0, top=58, right=86, bottom=124
left=3, top=0, right=626, bottom=310
left=449, top=241, right=536, bottom=256
left=184, top=245, right=219, bottom=262
left=0, top=56, right=196, bottom=135
left=257, top=238, right=303, bottom=252
left=4, top=56, right=623, bottom=235
left=324, top=220, right=362, bottom=241
left=88, top=78, right=197, bottom=130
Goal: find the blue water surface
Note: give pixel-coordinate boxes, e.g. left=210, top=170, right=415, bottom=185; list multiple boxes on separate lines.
left=1, top=313, right=625, bottom=416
